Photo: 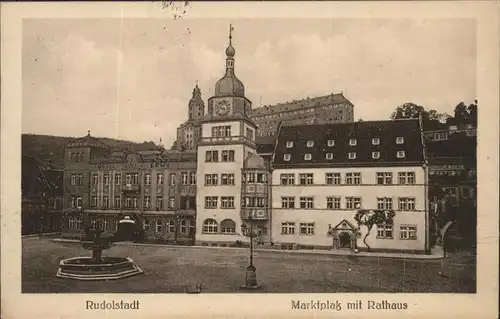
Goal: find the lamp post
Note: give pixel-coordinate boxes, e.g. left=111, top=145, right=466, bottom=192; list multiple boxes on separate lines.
left=240, top=215, right=260, bottom=289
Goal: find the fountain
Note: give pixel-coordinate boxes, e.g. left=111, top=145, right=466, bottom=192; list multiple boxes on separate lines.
left=56, top=228, right=143, bottom=281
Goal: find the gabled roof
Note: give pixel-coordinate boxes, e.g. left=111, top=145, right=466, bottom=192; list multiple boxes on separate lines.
left=272, top=119, right=425, bottom=168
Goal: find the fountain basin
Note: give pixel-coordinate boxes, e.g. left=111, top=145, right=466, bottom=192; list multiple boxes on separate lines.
left=56, top=256, right=143, bottom=281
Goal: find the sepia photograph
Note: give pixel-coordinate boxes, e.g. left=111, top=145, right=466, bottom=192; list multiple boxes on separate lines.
left=2, top=1, right=498, bottom=318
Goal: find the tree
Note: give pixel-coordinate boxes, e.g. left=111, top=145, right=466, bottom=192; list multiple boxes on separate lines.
left=446, top=100, right=478, bottom=126
left=390, top=102, right=450, bottom=127
left=354, top=209, right=396, bottom=251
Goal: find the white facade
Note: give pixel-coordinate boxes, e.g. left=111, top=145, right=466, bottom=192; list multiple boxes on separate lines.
left=271, top=166, right=428, bottom=251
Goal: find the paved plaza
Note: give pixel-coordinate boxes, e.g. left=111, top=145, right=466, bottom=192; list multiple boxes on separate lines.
left=22, top=237, right=476, bottom=293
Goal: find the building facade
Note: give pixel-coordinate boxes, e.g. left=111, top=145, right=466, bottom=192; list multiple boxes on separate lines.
left=61, top=132, right=197, bottom=244
left=271, top=119, right=429, bottom=253
left=195, top=28, right=260, bottom=245
left=250, top=93, right=355, bottom=137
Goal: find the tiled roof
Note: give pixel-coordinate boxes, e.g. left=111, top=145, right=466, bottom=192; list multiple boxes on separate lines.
left=256, top=143, right=275, bottom=155
left=272, top=119, right=425, bottom=168
left=66, top=133, right=110, bottom=149
left=250, top=93, right=351, bottom=117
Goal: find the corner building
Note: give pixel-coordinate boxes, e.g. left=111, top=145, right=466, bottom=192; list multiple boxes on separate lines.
left=271, top=119, right=429, bottom=253
left=195, top=30, right=263, bottom=245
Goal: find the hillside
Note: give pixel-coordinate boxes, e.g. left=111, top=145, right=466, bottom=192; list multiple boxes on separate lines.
left=22, top=134, right=161, bottom=167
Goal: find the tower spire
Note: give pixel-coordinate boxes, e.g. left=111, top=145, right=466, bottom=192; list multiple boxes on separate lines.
left=229, top=24, right=233, bottom=46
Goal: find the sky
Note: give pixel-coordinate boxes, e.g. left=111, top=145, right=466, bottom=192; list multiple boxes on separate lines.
left=22, top=18, right=476, bottom=145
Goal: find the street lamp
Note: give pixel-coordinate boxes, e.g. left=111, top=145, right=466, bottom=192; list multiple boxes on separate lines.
left=240, top=215, right=260, bottom=289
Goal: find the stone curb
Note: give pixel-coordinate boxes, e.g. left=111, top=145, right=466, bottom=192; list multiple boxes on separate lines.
left=22, top=232, right=61, bottom=238
left=50, top=238, right=444, bottom=260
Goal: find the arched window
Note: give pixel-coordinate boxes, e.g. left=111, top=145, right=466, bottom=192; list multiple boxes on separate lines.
left=203, top=219, right=218, bottom=233
left=220, top=219, right=236, bottom=234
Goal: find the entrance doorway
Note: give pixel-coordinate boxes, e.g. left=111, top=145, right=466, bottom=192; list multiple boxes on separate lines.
left=339, top=232, right=352, bottom=248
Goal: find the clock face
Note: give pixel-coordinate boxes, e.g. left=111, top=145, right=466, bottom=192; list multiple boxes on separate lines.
left=215, top=100, right=231, bottom=116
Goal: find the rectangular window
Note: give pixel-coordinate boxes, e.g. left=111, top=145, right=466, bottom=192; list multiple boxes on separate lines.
left=212, top=126, right=231, bottom=137
left=132, top=173, right=139, bottom=185
left=372, top=137, right=380, bottom=145
left=400, top=225, right=417, bottom=240
left=376, top=172, right=393, bottom=185
left=372, top=152, right=380, bottom=159
left=398, top=172, right=416, bottom=184
left=167, top=220, right=176, bottom=233
left=114, top=197, right=121, bottom=208
left=349, top=139, right=357, bottom=146
left=91, top=196, right=97, bottom=207
left=306, top=140, right=314, bottom=147
left=124, top=197, right=132, bottom=208
left=348, top=152, right=356, bottom=159
left=299, top=173, right=314, bottom=185
left=70, top=174, right=77, bottom=186
left=103, top=196, right=109, bottom=208
left=103, top=174, right=110, bottom=185
left=396, top=137, right=404, bottom=144
left=155, top=173, right=164, bottom=185
left=91, top=218, right=97, bottom=229
left=168, top=197, right=175, bottom=209
left=353, top=173, right=361, bottom=184
left=144, top=196, right=150, bottom=208
left=286, top=141, right=294, bottom=148
left=205, top=174, right=218, bottom=186
left=189, top=172, right=197, bottom=185
left=281, top=222, right=295, bottom=235
left=144, top=174, right=151, bottom=185
left=326, top=197, right=341, bottom=209
left=281, top=197, right=295, bottom=209
left=156, top=196, right=163, bottom=209
left=326, top=153, right=333, bottom=160
left=205, top=196, right=218, bottom=209
left=155, top=220, right=162, bottom=233
left=397, top=151, right=406, bottom=158
left=205, top=150, right=219, bottom=162
left=300, top=222, right=315, bottom=235
left=221, top=174, right=235, bottom=185
left=181, top=172, right=189, bottom=185
left=304, top=153, right=312, bottom=161
left=125, top=174, right=132, bottom=185
left=377, top=197, right=393, bottom=210
left=115, top=174, right=121, bottom=185
left=299, top=197, right=314, bottom=209
left=180, top=220, right=189, bottom=234
left=325, top=173, right=341, bottom=185
left=132, top=197, right=138, bottom=208
left=77, top=174, right=83, bottom=185
left=283, top=154, right=291, bottom=161
left=221, top=196, right=235, bottom=208
left=346, top=197, right=361, bottom=209
left=280, top=173, right=295, bottom=185
left=143, top=220, right=150, bottom=231
left=246, top=128, right=254, bottom=141
left=246, top=173, right=256, bottom=183
left=398, top=197, right=416, bottom=210
left=92, top=174, right=98, bottom=185
left=327, top=139, right=335, bottom=147
left=221, top=150, right=235, bottom=162
left=256, top=173, right=266, bottom=183
left=377, top=224, right=393, bottom=239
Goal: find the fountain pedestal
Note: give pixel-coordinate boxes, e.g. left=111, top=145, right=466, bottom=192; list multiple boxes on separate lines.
left=56, top=229, right=143, bottom=281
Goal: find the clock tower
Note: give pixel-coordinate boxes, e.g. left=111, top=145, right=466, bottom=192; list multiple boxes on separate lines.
left=195, top=25, right=258, bottom=245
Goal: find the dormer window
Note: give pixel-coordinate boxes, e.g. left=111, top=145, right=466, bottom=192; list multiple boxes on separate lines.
left=348, top=152, right=356, bottom=159
left=304, top=153, right=312, bottom=161
left=306, top=140, right=314, bottom=147
left=286, top=141, right=294, bottom=148
left=349, top=139, right=357, bottom=146
left=397, top=151, right=406, bottom=158
left=326, top=153, right=333, bottom=160
left=372, top=138, right=380, bottom=145
left=327, top=139, right=335, bottom=147
left=396, top=137, right=404, bottom=144
left=372, top=151, right=380, bottom=159
left=284, top=154, right=291, bottom=161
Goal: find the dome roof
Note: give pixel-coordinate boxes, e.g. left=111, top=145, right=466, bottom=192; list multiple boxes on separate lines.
left=215, top=73, right=245, bottom=97
left=225, top=44, right=235, bottom=57
left=66, top=132, right=109, bottom=149
left=243, top=153, right=266, bottom=169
